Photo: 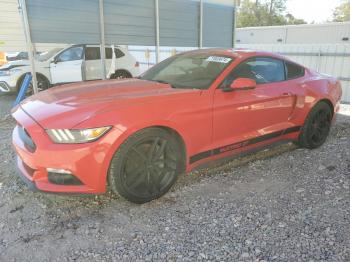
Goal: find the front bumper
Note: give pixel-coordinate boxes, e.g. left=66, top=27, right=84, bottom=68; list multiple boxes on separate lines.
left=0, top=74, right=20, bottom=93
left=11, top=107, right=119, bottom=194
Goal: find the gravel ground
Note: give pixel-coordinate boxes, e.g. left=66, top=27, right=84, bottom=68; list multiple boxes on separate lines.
left=0, top=94, right=350, bottom=261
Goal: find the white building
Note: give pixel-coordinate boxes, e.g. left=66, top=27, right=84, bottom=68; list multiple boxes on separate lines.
left=236, top=22, right=350, bottom=45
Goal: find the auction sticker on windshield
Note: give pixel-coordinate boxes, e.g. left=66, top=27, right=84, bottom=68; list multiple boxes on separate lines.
left=206, top=56, right=232, bottom=64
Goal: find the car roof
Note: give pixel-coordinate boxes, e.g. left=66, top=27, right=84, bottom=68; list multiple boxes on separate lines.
left=183, top=48, right=288, bottom=61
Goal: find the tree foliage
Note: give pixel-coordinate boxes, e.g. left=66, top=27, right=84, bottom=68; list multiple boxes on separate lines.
left=333, top=0, right=350, bottom=22
left=236, top=0, right=307, bottom=28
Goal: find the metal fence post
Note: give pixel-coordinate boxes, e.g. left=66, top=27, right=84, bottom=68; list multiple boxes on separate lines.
left=99, top=0, right=107, bottom=80
left=19, top=0, right=38, bottom=94
left=199, top=0, right=203, bottom=49
left=232, top=0, right=238, bottom=48
left=155, top=0, right=160, bottom=63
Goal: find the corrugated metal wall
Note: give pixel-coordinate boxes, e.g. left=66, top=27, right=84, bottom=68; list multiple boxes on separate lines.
left=104, top=0, right=156, bottom=45
left=1, top=0, right=235, bottom=51
left=203, top=1, right=234, bottom=47
left=159, top=0, right=199, bottom=47
left=25, top=0, right=235, bottom=47
left=27, top=0, right=101, bottom=44
left=0, top=0, right=26, bottom=51
left=0, top=0, right=66, bottom=52
left=237, top=44, right=350, bottom=103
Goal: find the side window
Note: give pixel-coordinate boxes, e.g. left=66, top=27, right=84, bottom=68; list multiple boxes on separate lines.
left=285, top=61, right=305, bottom=80
left=57, top=46, right=83, bottom=62
left=85, top=47, right=100, bottom=60
left=115, top=48, right=125, bottom=58
left=222, top=57, right=285, bottom=86
left=105, top=48, right=113, bottom=59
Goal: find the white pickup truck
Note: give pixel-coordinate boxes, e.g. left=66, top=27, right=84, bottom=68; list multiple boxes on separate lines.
left=0, top=44, right=140, bottom=93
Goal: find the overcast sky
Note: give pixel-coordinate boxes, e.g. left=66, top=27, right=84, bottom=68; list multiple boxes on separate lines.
left=286, top=0, right=343, bottom=23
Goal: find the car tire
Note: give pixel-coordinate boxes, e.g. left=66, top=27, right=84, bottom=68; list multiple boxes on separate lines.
left=108, top=128, right=182, bottom=204
left=298, top=101, right=332, bottom=149
left=110, top=70, right=132, bottom=79
left=17, top=74, right=50, bottom=96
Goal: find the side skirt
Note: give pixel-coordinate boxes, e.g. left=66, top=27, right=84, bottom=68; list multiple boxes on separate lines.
left=191, top=139, right=297, bottom=172
left=189, top=126, right=301, bottom=164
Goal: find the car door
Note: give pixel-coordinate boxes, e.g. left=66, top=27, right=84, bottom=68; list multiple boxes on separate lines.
left=50, top=46, right=84, bottom=84
left=85, top=46, right=114, bottom=80
left=212, top=56, right=296, bottom=151
left=85, top=46, right=102, bottom=80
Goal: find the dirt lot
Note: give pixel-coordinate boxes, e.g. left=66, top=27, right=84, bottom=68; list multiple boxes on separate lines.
left=0, top=94, right=350, bottom=261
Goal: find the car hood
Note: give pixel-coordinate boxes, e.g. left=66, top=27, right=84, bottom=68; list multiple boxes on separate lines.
left=19, top=78, right=199, bottom=129
left=0, top=59, right=49, bottom=70
left=0, top=60, right=29, bottom=70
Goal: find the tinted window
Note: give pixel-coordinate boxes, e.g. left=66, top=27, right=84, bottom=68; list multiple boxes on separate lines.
left=223, top=57, right=285, bottom=86
left=86, top=47, right=124, bottom=59
left=286, top=61, right=304, bottom=79
left=115, top=48, right=125, bottom=58
left=57, top=46, right=83, bottom=62
left=85, top=47, right=100, bottom=60
left=105, top=48, right=112, bottom=59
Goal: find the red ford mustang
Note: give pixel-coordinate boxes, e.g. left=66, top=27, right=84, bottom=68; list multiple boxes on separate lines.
left=12, top=49, right=342, bottom=203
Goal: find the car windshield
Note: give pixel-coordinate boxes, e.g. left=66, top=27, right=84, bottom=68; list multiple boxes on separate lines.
left=36, top=48, right=63, bottom=61
left=140, top=53, right=233, bottom=89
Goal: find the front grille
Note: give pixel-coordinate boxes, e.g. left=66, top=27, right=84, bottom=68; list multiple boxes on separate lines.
left=18, top=126, right=36, bottom=153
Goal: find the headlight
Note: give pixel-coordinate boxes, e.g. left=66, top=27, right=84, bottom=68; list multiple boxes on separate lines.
left=46, top=127, right=112, bottom=144
left=0, top=70, right=10, bottom=76
left=0, top=69, right=22, bottom=77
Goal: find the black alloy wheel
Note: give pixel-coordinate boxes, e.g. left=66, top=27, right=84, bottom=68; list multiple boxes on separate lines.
left=298, top=101, right=332, bottom=149
left=24, top=75, right=50, bottom=97
left=108, top=128, right=182, bottom=203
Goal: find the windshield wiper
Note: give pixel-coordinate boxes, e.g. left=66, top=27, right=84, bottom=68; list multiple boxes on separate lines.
left=152, top=79, right=177, bottom=88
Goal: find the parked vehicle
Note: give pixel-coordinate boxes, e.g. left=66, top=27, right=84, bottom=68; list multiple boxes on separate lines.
left=0, top=44, right=139, bottom=94
left=12, top=49, right=342, bottom=203
left=0, top=52, right=7, bottom=66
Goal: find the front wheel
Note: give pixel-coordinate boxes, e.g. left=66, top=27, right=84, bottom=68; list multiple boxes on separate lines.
left=17, top=74, right=50, bottom=97
left=110, top=70, right=132, bottom=79
left=298, top=101, right=332, bottom=149
left=108, top=128, right=182, bottom=204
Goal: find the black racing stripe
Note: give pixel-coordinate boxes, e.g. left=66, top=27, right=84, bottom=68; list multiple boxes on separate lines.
left=189, top=126, right=302, bottom=164
left=189, top=150, right=212, bottom=164
left=284, top=126, right=301, bottom=134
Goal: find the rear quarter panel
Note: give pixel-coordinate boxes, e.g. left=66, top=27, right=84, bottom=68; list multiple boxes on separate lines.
left=302, top=72, right=342, bottom=117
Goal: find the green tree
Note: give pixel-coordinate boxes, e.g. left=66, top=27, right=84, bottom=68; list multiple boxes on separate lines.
left=285, top=13, right=307, bottom=25
left=236, top=0, right=306, bottom=28
left=333, top=0, right=350, bottom=22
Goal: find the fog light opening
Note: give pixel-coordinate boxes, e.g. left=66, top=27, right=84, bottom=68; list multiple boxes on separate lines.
left=47, top=168, right=83, bottom=186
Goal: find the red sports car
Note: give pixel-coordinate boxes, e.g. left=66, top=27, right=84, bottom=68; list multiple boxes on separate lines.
left=12, top=49, right=342, bottom=203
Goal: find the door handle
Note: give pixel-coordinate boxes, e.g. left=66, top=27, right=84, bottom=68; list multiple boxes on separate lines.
left=282, top=92, right=292, bottom=97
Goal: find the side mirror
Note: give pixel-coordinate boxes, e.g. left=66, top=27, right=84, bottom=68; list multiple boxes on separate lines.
left=222, top=78, right=257, bottom=92
left=52, top=57, right=59, bottom=64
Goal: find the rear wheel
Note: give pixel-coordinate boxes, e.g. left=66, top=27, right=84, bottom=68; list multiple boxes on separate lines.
left=298, top=101, right=332, bottom=149
left=108, top=128, right=182, bottom=204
